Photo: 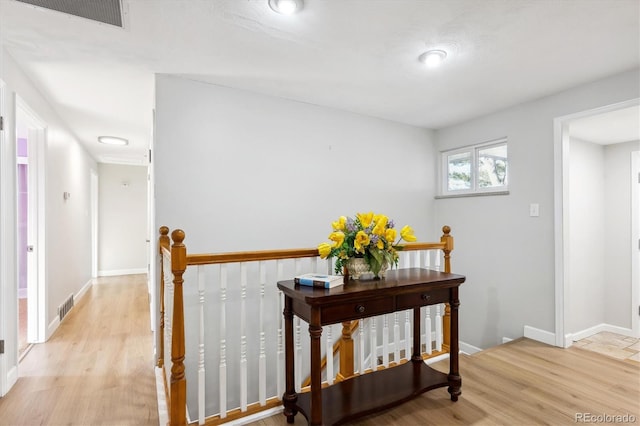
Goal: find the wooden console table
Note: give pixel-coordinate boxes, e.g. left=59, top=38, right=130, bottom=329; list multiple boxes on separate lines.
left=277, top=268, right=466, bottom=425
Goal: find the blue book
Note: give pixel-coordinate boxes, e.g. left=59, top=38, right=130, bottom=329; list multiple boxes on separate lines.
left=294, top=273, right=343, bottom=288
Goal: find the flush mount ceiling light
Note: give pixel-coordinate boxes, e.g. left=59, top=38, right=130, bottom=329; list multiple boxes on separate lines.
left=98, top=136, right=129, bottom=146
left=268, top=0, right=303, bottom=15
left=418, top=49, right=447, bottom=68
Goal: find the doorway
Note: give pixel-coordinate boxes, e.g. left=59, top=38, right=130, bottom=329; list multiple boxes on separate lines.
left=554, top=99, right=640, bottom=347
left=15, top=98, right=46, bottom=355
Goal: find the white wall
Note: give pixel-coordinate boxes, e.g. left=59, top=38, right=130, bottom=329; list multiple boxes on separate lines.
left=153, top=75, right=438, bottom=417
left=154, top=75, right=437, bottom=252
left=98, top=163, right=148, bottom=275
left=433, top=68, right=640, bottom=349
left=604, top=140, right=640, bottom=328
left=0, top=48, right=97, bottom=392
left=568, top=138, right=605, bottom=333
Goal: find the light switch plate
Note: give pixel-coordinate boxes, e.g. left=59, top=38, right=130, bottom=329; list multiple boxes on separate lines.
left=529, top=203, right=539, bottom=217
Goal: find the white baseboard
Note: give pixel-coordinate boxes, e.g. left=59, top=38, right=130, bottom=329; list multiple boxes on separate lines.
left=155, top=367, right=168, bottom=426
left=227, top=407, right=283, bottom=425
left=459, top=340, right=482, bottom=355
left=502, top=337, right=513, bottom=344
left=5, top=365, right=18, bottom=396
left=97, top=268, right=147, bottom=277
left=76, top=279, right=93, bottom=303
left=523, top=325, right=556, bottom=346
left=425, top=353, right=450, bottom=364
left=47, top=316, right=60, bottom=341
left=568, top=323, right=637, bottom=343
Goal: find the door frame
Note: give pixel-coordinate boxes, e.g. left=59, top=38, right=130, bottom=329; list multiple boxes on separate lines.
left=91, top=169, right=99, bottom=278
left=16, top=96, right=47, bottom=344
left=0, top=78, right=13, bottom=396
left=553, top=97, right=640, bottom=347
left=632, top=150, right=640, bottom=337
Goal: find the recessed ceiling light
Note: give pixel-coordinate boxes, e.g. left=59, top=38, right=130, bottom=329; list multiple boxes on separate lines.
left=418, top=50, right=447, bottom=68
left=98, top=136, right=129, bottom=146
left=268, top=0, right=303, bottom=15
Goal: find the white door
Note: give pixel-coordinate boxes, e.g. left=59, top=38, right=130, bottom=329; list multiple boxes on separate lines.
left=17, top=99, right=46, bottom=345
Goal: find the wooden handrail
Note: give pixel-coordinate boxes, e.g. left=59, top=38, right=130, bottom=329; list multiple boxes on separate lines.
left=186, top=248, right=319, bottom=265
left=184, top=226, right=452, bottom=267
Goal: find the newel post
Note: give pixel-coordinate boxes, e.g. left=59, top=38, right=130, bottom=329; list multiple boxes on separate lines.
left=441, top=225, right=453, bottom=274
left=337, top=321, right=355, bottom=381
left=170, top=229, right=187, bottom=426
left=157, top=226, right=170, bottom=368
left=441, top=226, right=453, bottom=352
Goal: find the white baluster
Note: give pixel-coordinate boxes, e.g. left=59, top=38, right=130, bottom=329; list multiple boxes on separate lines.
left=393, top=313, right=400, bottom=364
left=359, top=319, right=365, bottom=373
left=326, top=326, right=334, bottom=385
left=370, top=316, right=377, bottom=371
left=435, top=250, right=441, bottom=271
left=424, top=306, right=432, bottom=355
left=219, top=264, right=227, bottom=418
left=164, top=254, right=173, bottom=390
left=403, top=252, right=411, bottom=269
left=382, top=314, right=389, bottom=367
left=276, top=260, right=284, bottom=399
left=197, top=266, right=206, bottom=424
left=240, top=263, right=247, bottom=411
left=259, top=262, right=266, bottom=406
left=294, top=259, right=302, bottom=392
left=425, top=250, right=432, bottom=270
left=295, top=317, right=302, bottom=392
left=404, top=311, right=411, bottom=361
left=435, top=304, right=442, bottom=352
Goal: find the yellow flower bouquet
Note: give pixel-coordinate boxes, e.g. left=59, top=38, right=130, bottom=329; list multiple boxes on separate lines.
left=317, top=212, right=417, bottom=278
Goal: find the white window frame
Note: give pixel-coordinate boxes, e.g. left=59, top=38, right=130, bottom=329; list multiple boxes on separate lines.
left=439, top=138, right=508, bottom=197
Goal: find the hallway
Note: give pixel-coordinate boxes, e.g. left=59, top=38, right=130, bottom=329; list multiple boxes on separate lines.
left=0, top=274, right=158, bottom=425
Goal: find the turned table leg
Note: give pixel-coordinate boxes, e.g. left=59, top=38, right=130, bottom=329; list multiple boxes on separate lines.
left=309, top=309, right=323, bottom=426
left=412, top=308, right=422, bottom=362
left=448, top=288, right=462, bottom=401
left=282, top=296, right=297, bottom=423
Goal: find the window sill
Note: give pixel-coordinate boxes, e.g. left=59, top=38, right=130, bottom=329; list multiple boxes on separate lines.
left=435, top=190, right=510, bottom=199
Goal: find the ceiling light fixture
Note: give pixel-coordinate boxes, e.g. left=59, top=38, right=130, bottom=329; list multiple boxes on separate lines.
left=98, top=136, right=129, bottom=146
left=418, top=49, right=447, bottom=68
left=268, top=0, right=303, bottom=15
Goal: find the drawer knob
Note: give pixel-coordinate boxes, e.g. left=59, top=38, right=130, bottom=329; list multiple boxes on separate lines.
left=356, top=304, right=365, bottom=313
left=421, top=294, right=431, bottom=301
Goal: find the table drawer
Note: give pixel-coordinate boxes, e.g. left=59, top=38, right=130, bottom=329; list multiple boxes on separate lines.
left=397, top=288, right=450, bottom=309
left=322, top=297, right=394, bottom=323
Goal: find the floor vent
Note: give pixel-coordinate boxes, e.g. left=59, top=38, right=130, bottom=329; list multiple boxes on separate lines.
left=58, top=294, right=74, bottom=322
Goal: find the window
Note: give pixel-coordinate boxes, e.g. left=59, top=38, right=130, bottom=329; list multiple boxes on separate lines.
left=440, top=138, right=508, bottom=196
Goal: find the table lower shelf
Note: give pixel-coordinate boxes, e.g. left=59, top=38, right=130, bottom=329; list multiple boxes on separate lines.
left=293, top=360, right=449, bottom=425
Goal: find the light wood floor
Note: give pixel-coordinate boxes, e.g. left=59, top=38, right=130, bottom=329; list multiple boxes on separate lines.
left=0, top=274, right=159, bottom=426
left=256, top=338, right=640, bottom=426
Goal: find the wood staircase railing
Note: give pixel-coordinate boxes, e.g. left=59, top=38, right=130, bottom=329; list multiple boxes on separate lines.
left=157, top=226, right=454, bottom=425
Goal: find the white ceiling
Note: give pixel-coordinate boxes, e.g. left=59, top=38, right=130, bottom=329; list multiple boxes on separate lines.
left=0, top=0, right=638, bottom=164
left=569, top=105, right=640, bottom=145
